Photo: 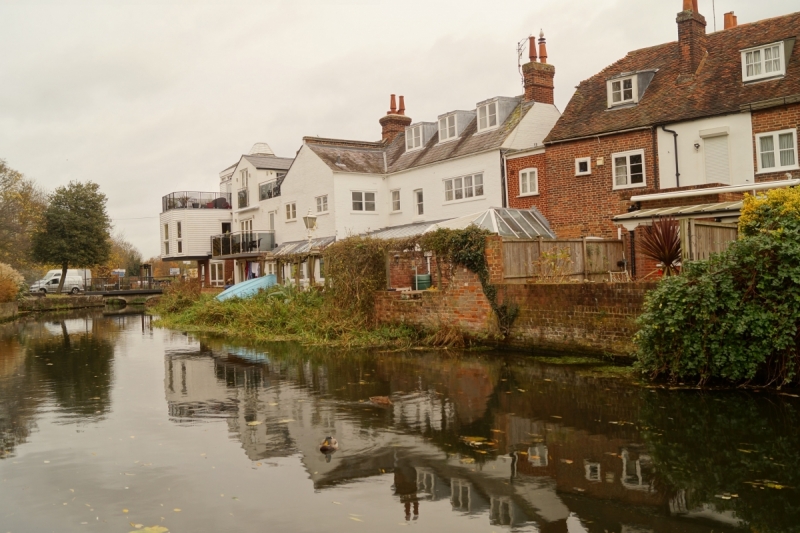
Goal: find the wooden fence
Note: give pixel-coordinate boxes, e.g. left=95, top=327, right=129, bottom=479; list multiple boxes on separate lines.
left=502, top=238, right=627, bottom=282
left=679, top=220, right=738, bottom=262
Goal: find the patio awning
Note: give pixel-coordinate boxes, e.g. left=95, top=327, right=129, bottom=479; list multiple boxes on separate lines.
left=426, top=207, right=555, bottom=239
left=613, top=201, right=743, bottom=230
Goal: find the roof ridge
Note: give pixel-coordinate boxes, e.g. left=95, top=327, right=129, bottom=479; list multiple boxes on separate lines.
left=303, top=136, right=386, bottom=150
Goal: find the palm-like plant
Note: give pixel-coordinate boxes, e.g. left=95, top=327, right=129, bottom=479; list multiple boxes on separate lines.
left=640, top=216, right=681, bottom=276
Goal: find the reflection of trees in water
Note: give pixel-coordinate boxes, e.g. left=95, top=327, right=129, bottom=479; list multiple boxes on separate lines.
left=641, top=391, right=800, bottom=532
left=0, top=337, right=38, bottom=458
left=26, top=321, right=115, bottom=418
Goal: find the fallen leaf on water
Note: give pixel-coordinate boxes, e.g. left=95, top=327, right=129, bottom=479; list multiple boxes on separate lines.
left=247, top=421, right=262, bottom=427
left=332, top=501, right=341, bottom=505
left=551, top=416, right=562, bottom=419
left=43, top=460, right=50, bottom=464
left=130, top=523, right=143, bottom=529
left=278, top=419, right=295, bottom=423
left=560, top=459, right=574, bottom=464
left=173, top=508, right=181, bottom=512
left=130, top=527, right=168, bottom=533
left=490, top=429, right=504, bottom=433
left=256, top=462, right=262, bottom=467
left=738, top=449, right=756, bottom=454
left=70, top=489, right=74, bottom=493
left=460, top=457, right=475, bottom=464
left=123, top=509, right=129, bottom=513
left=518, top=389, right=526, bottom=392
left=350, top=517, right=363, bottom=522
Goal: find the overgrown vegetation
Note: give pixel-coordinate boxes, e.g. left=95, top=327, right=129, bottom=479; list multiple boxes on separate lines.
left=635, top=187, right=800, bottom=386
left=531, top=247, right=574, bottom=283
left=0, top=263, right=25, bottom=303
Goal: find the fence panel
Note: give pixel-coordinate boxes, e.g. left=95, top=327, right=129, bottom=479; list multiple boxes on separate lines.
left=502, top=238, right=626, bottom=282
left=681, top=220, right=738, bottom=262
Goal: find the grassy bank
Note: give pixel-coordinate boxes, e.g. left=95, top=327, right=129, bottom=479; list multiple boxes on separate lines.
left=153, top=283, right=425, bottom=349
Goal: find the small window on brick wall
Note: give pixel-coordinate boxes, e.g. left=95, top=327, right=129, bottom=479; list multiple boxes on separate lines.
left=575, top=157, right=591, bottom=176
left=519, top=168, right=538, bottom=196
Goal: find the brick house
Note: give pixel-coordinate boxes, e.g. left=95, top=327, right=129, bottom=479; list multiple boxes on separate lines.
left=513, top=1, right=800, bottom=277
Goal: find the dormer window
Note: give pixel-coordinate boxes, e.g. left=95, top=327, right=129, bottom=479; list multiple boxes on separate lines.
left=607, top=76, right=637, bottom=107
left=406, top=125, right=423, bottom=151
left=439, top=115, right=457, bottom=142
left=742, top=42, right=786, bottom=82
left=477, top=101, right=498, bottom=132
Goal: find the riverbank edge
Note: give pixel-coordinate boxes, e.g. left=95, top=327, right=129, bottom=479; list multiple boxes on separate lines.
left=19, top=295, right=105, bottom=313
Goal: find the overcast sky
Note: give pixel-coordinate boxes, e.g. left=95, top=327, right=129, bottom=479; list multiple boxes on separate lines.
left=1, top=0, right=797, bottom=259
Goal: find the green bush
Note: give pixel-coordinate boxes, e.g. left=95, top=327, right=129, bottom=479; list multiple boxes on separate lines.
left=635, top=203, right=800, bottom=385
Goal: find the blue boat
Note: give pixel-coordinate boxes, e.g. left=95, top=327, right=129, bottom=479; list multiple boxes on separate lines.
left=216, top=274, right=278, bottom=302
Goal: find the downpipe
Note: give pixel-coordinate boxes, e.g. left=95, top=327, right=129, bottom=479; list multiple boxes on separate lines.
left=662, top=125, right=680, bottom=188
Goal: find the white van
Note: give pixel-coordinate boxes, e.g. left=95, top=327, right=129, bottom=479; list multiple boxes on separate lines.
left=30, top=269, right=91, bottom=292
left=37, top=275, right=85, bottom=294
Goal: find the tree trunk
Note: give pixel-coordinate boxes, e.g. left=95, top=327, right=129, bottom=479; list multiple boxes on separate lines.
left=57, top=263, right=68, bottom=294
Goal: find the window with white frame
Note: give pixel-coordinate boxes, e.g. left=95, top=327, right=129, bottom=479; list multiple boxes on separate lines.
left=415, top=189, right=424, bottom=215
left=756, top=129, right=798, bottom=172
left=163, top=224, right=169, bottom=255
left=240, top=168, right=249, bottom=188
left=438, top=115, right=457, bottom=142
left=612, top=150, right=646, bottom=189
left=575, top=157, right=592, bottom=176
left=742, top=42, right=786, bottom=82
left=519, top=168, right=538, bottom=196
left=259, top=180, right=278, bottom=201
left=477, top=101, right=498, bottom=132
left=406, top=125, right=423, bottom=151
left=176, top=222, right=182, bottom=254
left=607, top=76, right=637, bottom=107
left=444, top=173, right=484, bottom=202
left=351, top=191, right=376, bottom=212
left=316, top=194, right=328, bottom=213
left=285, top=202, right=296, bottom=220
left=391, top=190, right=401, bottom=212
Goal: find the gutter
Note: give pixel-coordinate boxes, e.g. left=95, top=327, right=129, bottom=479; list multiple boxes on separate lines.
left=630, top=179, right=800, bottom=202
left=544, top=126, right=651, bottom=146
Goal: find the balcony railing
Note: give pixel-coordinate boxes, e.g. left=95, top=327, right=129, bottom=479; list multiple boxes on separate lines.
left=238, top=188, right=249, bottom=209
left=212, top=231, right=275, bottom=258
left=162, top=192, right=232, bottom=212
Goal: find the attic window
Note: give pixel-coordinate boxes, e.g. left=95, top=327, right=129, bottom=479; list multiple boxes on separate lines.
left=406, top=125, right=423, bottom=151
left=742, top=42, right=786, bottom=82
left=477, top=101, right=498, bottom=132
left=438, top=115, right=457, bottom=142
left=607, top=76, right=638, bottom=107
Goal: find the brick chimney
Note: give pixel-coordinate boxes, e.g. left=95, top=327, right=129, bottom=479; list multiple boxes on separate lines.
left=522, top=30, right=555, bottom=104
left=724, top=11, right=738, bottom=29
left=379, top=94, right=412, bottom=143
left=677, top=0, right=707, bottom=80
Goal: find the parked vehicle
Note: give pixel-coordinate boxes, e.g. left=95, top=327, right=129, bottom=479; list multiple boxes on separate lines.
left=29, top=269, right=92, bottom=293
left=32, top=275, right=85, bottom=294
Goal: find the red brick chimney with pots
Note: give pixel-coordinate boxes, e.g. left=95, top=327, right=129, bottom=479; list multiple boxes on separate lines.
left=724, top=11, right=738, bottom=29
left=522, top=30, right=555, bottom=104
left=380, top=94, right=412, bottom=143
left=677, top=0, right=707, bottom=80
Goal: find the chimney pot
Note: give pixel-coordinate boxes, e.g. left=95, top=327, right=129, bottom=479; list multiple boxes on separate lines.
left=398, top=96, right=405, bottom=115
left=522, top=30, right=555, bottom=103
left=677, top=0, right=706, bottom=78
left=538, top=30, right=548, bottom=64
left=528, top=36, right=537, bottom=62
left=682, top=0, right=692, bottom=10
left=388, top=94, right=397, bottom=114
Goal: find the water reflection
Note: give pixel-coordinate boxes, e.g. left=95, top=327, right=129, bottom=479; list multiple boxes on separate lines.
left=0, top=312, right=798, bottom=532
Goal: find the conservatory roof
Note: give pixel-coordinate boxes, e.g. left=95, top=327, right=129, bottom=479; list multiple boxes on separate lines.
left=271, top=236, right=336, bottom=256
left=426, top=207, right=555, bottom=240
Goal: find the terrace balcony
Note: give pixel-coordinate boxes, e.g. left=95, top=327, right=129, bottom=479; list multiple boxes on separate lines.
left=162, top=191, right=232, bottom=213
left=211, top=230, right=275, bottom=259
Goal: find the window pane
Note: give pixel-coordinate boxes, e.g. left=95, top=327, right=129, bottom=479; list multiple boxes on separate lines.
left=521, top=172, right=529, bottom=194
left=765, top=45, right=781, bottom=74
left=612, top=81, right=621, bottom=103
left=779, top=133, right=796, bottom=167
left=352, top=191, right=363, bottom=211
left=629, top=154, right=644, bottom=184
left=454, top=177, right=463, bottom=200
left=760, top=136, right=776, bottom=168
left=623, top=78, right=633, bottom=101
left=439, top=118, right=447, bottom=139
left=478, top=106, right=487, bottom=130
left=365, top=192, right=375, bottom=211
left=615, top=157, right=628, bottom=186
left=488, top=103, right=497, bottom=127
left=464, top=175, right=473, bottom=198
left=416, top=190, right=424, bottom=215
left=406, top=134, right=413, bottom=150
left=448, top=116, right=456, bottom=137
left=474, top=174, right=484, bottom=196
left=414, top=127, right=421, bottom=146
left=445, top=180, right=453, bottom=201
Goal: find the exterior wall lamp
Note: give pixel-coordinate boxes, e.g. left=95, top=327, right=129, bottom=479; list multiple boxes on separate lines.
left=302, top=209, right=317, bottom=244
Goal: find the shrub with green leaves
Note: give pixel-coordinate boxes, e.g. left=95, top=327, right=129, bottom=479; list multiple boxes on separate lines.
left=635, top=188, right=800, bottom=385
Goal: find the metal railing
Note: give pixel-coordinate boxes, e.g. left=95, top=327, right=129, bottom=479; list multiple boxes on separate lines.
left=211, top=231, right=275, bottom=257
left=162, top=192, right=232, bottom=212
left=86, top=276, right=179, bottom=292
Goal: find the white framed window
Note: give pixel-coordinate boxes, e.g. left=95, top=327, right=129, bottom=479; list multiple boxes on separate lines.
left=756, top=129, right=798, bottom=173
left=316, top=195, right=328, bottom=213
left=438, top=115, right=457, bottom=142
left=575, top=157, right=592, bottom=176
left=444, top=173, right=484, bottom=202
left=352, top=191, right=376, bottom=212
left=742, top=42, right=785, bottom=82
left=240, top=168, right=249, bottom=188
left=176, top=222, right=182, bottom=239
left=612, top=149, right=646, bottom=190
left=415, top=189, right=424, bottom=215
left=477, top=101, right=498, bottom=132
left=268, top=211, right=276, bottom=230
left=585, top=461, right=601, bottom=482
left=391, top=190, right=401, bottom=212
left=240, top=219, right=252, bottom=232
left=285, top=202, right=296, bottom=220
left=177, top=241, right=183, bottom=253
left=266, top=262, right=276, bottom=276
left=164, top=223, right=169, bottom=240
left=259, top=180, right=278, bottom=201
left=519, top=168, right=538, bottom=196
left=606, top=76, right=637, bottom=107
left=406, top=125, right=423, bottom=151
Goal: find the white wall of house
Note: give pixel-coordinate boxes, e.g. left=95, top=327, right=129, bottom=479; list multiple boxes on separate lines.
left=232, top=159, right=290, bottom=233
left=657, top=112, right=755, bottom=189
left=160, top=209, right=231, bottom=258
left=502, top=103, right=561, bottom=151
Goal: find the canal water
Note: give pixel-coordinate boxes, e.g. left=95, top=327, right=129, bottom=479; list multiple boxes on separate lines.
left=1, top=311, right=799, bottom=533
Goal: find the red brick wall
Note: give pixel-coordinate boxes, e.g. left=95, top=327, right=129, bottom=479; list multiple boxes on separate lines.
left=388, top=252, right=444, bottom=290
left=506, top=152, right=547, bottom=211
left=522, top=61, right=555, bottom=104
left=751, top=103, right=800, bottom=182
left=543, top=129, right=659, bottom=238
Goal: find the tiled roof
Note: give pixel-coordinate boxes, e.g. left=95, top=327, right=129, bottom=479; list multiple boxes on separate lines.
left=242, top=154, right=294, bottom=170
left=303, top=101, right=555, bottom=175
left=546, top=11, right=800, bottom=142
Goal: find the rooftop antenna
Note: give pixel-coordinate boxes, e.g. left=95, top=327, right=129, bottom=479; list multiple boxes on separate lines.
left=517, top=35, right=531, bottom=88
left=712, top=0, right=717, bottom=31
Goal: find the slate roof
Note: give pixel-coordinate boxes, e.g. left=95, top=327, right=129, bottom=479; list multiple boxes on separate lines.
left=546, top=11, right=800, bottom=143
left=242, top=154, right=294, bottom=171
left=304, top=100, right=543, bottom=174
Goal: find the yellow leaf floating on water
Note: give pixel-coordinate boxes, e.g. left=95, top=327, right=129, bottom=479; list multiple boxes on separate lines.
left=278, top=419, right=295, bottom=423
left=560, top=459, right=574, bottom=464
left=123, top=509, right=129, bottom=513
left=247, top=421, right=262, bottom=426
left=460, top=457, right=475, bottom=464
left=350, top=517, right=363, bottom=522
left=173, top=508, right=181, bottom=512
left=129, top=527, right=168, bottom=533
